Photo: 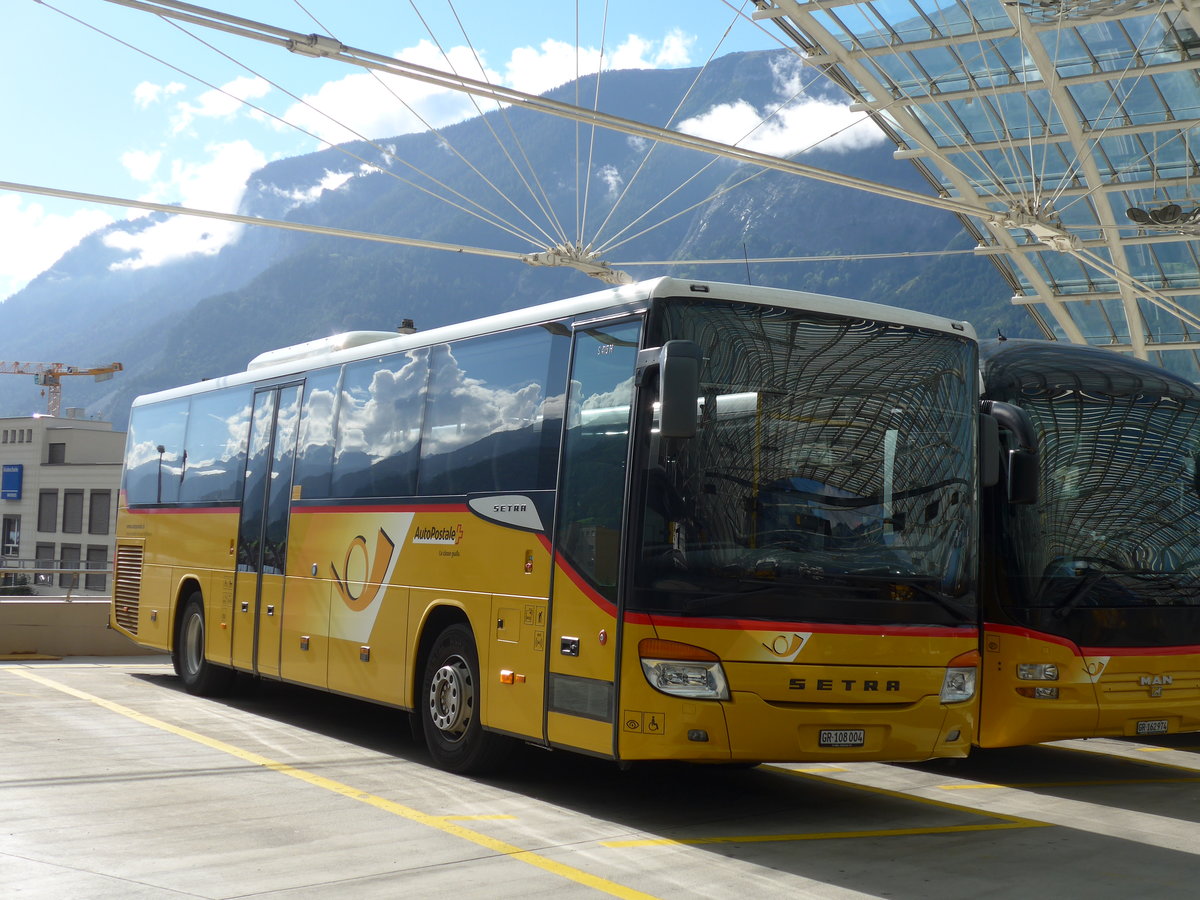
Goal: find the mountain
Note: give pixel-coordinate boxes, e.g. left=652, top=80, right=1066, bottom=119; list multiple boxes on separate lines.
left=0, top=50, right=1037, bottom=426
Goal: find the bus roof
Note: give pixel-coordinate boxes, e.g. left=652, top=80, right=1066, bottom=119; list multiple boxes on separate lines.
left=131, top=276, right=976, bottom=408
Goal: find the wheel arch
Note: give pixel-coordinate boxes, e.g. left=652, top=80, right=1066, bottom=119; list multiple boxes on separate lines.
left=411, top=602, right=473, bottom=710
left=171, top=575, right=204, bottom=653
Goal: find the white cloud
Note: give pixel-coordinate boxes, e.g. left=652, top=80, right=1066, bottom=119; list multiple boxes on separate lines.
left=270, top=169, right=357, bottom=210
left=279, top=41, right=496, bottom=147
left=134, top=80, right=185, bottom=110
left=103, top=139, right=267, bottom=270
left=597, top=164, right=623, bottom=197
left=277, top=30, right=698, bottom=149
left=121, top=149, right=162, bottom=182
left=655, top=29, right=694, bottom=67
left=171, top=76, right=271, bottom=135
left=505, top=30, right=695, bottom=97
left=0, top=194, right=114, bottom=300
left=672, top=51, right=886, bottom=157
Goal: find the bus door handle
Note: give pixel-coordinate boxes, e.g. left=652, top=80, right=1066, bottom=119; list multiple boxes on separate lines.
left=266, top=605, right=275, bottom=616
left=240, top=601, right=249, bottom=613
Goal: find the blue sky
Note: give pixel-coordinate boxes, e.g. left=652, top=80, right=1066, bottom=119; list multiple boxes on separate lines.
left=3, top=0, right=885, bottom=300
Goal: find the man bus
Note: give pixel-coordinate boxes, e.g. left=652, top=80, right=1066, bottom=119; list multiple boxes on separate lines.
left=978, top=338, right=1200, bottom=747
left=111, top=277, right=996, bottom=773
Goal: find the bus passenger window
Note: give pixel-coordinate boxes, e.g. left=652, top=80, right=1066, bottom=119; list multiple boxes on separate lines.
left=123, top=398, right=188, bottom=506
left=293, top=367, right=341, bottom=499
left=418, top=328, right=560, bottom=496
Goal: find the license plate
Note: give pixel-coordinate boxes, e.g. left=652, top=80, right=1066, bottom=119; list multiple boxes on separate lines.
left=1136, top=719, right=1169, bottom=735
left=819, top=729, right=865, bottom=748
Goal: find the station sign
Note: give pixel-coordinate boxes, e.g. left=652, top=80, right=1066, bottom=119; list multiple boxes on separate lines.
left=1, top=464, right=23, bottom=500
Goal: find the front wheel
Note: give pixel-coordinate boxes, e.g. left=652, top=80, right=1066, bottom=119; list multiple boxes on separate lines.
left=420, top=622, right=512, bottom=774
left=175, top=592, right=235, bottom=696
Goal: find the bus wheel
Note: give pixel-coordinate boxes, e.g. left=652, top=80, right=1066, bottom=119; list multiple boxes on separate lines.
left=420, top=623, right=511, bottom=774
left=175, top=592, right=234, bottom=697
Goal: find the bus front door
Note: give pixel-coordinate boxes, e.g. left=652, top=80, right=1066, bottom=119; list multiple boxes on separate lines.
left=547, top=319, right=642, bottom=757
left=230, top=384, right=302, bottom=678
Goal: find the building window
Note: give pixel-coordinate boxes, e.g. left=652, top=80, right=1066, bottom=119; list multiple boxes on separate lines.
left=1, top=515, right=19, bottom=557
left=1, top=430, right=7, bottom=443
left=35, top=543, right=55, bottom=586
left=59, top=544, right=80, bottom=589
left=89, top=491, right=112, bottom=535
left=62, top=490, right=84, bottom=534
left=48, top=442, right=66, bottom=464
left=38, top=490, right=58, bottom=533
left=85, top=545, right=108, bottom=592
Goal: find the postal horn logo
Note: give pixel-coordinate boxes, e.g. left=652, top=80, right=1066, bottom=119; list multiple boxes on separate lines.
left=762, top=632, right=811, bottom=661
left=332, top=528, right=397, bottom=612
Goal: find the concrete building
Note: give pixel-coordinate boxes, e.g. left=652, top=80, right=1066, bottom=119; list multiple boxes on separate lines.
left=0, top=412, right=125, bottom=596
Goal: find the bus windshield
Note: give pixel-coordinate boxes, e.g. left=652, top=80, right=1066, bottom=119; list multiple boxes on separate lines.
left=983, top=341, right=1200, bottom=645
left=633, top=299, right=978, bottom=626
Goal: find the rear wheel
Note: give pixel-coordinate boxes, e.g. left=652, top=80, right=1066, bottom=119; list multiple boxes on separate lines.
left=420, top=622, right=512, bottom=774
left=175, top=592, right=235, bottom=696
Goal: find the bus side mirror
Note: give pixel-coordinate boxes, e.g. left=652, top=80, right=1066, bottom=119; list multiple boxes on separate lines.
left=657, top=340, right=702, bottom=439
left=979, top=412, right=1000, bottom=488
left=980, top=400, right=1039, bottom=505
left=1007, top=449, right=1039, bottom=505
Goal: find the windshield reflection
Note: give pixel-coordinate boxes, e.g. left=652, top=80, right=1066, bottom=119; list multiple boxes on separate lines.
left=982, top=340, right=1200, bottom=646
left=633, top=299, right=977, bottom=626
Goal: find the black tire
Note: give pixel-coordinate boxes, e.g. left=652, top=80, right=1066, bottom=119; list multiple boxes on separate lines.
left=174, top=592, right=235, bottom=696
left=420, top=622, right=512, bottom=774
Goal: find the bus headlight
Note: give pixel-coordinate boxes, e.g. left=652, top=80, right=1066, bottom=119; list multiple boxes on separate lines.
left=639, top=638, right=729, bottom=700
left=940, top=650, right=979, bottom=703
left=1016, top=663, right=1059, bottom=681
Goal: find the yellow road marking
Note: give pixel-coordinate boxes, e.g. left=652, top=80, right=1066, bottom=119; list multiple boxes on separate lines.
left=8, top=668, right=659, bottom=900
left=438, top=815, right=518, bottom=821
left=792, top=766, right=848, bottom=773
left=601, top=764, right=1048, bottom=847
left=762, top=764, right=1044, bottom=829
left=605, top=821, right=1037, bottom=848
left=940, top=777, right=1200, bottom=787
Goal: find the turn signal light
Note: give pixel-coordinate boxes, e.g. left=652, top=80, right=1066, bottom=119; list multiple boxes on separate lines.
left=1016, top=686, right=1060, bottom=699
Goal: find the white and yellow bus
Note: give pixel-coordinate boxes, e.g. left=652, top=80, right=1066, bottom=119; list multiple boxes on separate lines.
left=111, top=277, right=988, bottom=772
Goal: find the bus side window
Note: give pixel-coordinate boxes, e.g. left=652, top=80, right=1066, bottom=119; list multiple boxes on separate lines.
left=418, top=328, right=559, bottom=496
left=294, top=366, right=341, bottom=500
left=178, top=387, right=252, bottom=504
left=333, top=351, right=428, bottom=499
left=123, top=399, right=189, bottom=506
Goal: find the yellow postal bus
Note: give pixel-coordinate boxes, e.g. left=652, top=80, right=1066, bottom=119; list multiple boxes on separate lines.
left=111, top=277, right=987, bottom=772
left=978, top=339, right=1200, bottom=747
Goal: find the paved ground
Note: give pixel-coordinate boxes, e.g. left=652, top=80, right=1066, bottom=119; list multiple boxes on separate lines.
left=4, top=657, right=1200, bottom=898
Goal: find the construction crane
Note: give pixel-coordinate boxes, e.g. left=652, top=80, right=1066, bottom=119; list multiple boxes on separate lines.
left=0, top=361, right=123, bottom=417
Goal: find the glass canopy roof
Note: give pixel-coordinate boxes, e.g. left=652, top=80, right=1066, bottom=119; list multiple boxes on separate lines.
left=751, top=0, right=1200, bottom=377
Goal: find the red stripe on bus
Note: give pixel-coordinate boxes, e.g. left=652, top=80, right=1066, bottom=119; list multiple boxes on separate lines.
left=652, top=615, right=977, bottom=638
left=985, top=622, right=1200, bottom=657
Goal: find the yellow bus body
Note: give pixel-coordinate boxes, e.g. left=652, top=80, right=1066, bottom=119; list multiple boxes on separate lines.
left=978, top=624, right=1200, bottom=746
left=114, top=499, right=976, bottom=763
